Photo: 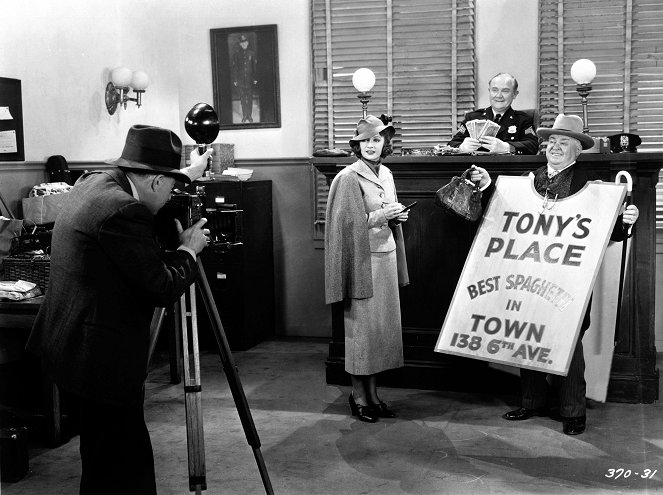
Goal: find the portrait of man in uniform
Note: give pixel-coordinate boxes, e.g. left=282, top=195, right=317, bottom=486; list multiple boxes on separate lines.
left=211, top=25, right=281, bottom=130
left=231, top=33, right=258, bottom=123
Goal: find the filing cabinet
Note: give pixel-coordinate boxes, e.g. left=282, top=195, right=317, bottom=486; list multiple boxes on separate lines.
left=192, top=179, right=274, bottom=351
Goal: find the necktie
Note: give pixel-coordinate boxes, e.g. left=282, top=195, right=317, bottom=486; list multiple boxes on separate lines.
left=493, top=114, right=502, bottom=123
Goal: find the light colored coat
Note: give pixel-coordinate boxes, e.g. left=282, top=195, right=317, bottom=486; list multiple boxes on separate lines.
left=324, top=160, right=408, bottom=304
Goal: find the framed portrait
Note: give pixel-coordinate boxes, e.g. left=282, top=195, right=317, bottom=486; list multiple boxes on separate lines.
left=210, top=25, right=281, bottom=130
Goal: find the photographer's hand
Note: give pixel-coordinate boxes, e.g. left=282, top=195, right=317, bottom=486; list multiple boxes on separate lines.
left=175, top=218, right=210, bottom=256
left=181, top=148, right=214, bottom=182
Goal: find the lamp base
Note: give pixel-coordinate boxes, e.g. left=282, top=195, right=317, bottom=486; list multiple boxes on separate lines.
left=581, top=136, right=610, bottom=154
left=105, top=82, right=120, bottom=115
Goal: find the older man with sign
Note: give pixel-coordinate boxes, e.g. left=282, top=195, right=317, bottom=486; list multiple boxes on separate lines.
left=435, top=114, right=639, bottom=435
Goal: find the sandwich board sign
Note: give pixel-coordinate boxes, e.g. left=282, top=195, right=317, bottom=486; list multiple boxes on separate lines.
left=434, top=175, right=626, bottom=376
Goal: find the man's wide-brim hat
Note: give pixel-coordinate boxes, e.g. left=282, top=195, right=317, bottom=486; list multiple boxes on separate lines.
left=349, top=115, right=395, bottom=146
left=106, top=125, right=191, bottom=183
left=536, top=113, right=594, bottom=150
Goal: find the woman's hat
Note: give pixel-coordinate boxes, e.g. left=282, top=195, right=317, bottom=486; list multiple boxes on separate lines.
left=536, top=114, right=594, bottom=150
left=106, top=125, right=191, bottom=183
left=349, top=115, right=395, bottom=146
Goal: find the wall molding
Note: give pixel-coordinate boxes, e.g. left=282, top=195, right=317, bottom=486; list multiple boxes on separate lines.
left=0, top=157, right=312, bottom=172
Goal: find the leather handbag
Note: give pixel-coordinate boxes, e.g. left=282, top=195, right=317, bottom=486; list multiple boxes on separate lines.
left=434, top=168, right=483, bottom=221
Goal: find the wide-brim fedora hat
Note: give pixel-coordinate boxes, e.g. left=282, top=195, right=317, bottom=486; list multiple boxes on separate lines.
left=349, top=115, right=395, bottom=146
left=106, top=125, right=191, bottom=183
left=537, top=114, right=594, bottom=150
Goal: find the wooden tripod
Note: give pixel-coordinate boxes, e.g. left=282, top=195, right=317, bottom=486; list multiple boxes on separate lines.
left=148, top=258, right=274, bottom=494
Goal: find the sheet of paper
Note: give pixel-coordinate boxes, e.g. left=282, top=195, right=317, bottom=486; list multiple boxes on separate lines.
left=0, top=107, right=13, bottom=120
left=0, top=130, right=18, bottom=153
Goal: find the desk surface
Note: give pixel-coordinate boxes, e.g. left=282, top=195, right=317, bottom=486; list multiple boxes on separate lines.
left=0, top=295, right=44, bottom=311
left=0, top=296, right=43, bottom=330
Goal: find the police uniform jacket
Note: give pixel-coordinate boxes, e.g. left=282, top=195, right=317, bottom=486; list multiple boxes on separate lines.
left=447, top=106, right=539, bottom=155
left=26, top=168, right=199, bottom=406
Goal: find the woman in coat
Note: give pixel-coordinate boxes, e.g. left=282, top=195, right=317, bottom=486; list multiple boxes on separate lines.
left=324, top=114, right=409, bottom=423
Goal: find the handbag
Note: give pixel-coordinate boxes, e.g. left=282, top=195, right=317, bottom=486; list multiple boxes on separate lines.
left=434, top=168, right=483, bottom=222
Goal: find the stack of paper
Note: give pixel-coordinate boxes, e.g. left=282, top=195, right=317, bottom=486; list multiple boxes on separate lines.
left=0, top=280, right=42, bottom=301
left=221, top=167, right=253, bottom=181
left=467, top=119, right=500, bottom=140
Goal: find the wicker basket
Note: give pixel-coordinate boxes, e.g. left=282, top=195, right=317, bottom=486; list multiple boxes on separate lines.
left=2, top=255, right=51, bottom=292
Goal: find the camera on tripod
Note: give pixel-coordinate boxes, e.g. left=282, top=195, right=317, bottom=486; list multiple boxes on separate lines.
left=155, top=187, right=206, bottom=250
left=155, top=185, right=243, bottom=254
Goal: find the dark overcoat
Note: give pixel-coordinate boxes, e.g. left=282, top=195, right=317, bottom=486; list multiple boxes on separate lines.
left=26, top=168, right=198, bottom=406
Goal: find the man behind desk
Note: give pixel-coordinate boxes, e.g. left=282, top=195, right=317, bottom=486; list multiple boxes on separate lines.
left=448, top=72, right=539, bottom=155
left=26, top=125, right=213, bottom=494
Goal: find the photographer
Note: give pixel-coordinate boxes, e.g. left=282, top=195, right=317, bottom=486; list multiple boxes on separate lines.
left=26, top=125, right=213, bottom=495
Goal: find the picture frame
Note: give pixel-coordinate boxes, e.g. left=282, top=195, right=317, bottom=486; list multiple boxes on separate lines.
left=210, top=24, right=281, bottom=130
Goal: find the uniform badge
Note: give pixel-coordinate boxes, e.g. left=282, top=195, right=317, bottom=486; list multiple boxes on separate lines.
left=508, top=126, right=517, bottom=134
left=459, top=124, right=466, bottom=133
left=525, top=127, right=536, bottom=135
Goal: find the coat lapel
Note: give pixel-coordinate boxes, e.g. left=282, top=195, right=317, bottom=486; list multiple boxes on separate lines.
left=349, top=160, right=383, bottom=187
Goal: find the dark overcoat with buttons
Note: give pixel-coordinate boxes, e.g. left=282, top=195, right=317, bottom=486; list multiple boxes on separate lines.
left=447, top=106, right=539, bottom=155
left=26, top=168, right=199, bottom=406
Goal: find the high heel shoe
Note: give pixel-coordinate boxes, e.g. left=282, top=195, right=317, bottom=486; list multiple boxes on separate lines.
left=371, top=400, right=397, bottom=418
left=349, top=394, right=378, bottom=423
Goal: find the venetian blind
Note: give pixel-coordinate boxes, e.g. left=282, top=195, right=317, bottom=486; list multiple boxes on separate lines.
left=312, top=0, right=476, bottom=150
left=538, top=0, right=663, bottom=227
left=312, top=0, right=476, bottom=233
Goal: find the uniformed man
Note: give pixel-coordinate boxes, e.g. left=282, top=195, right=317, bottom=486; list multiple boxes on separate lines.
left=232, top=34, right=258, bottom=123
left=447, top=73, right=539, bottom=155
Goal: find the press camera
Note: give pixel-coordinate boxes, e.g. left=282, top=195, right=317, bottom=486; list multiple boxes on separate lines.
left=156, top=186, right=243, bottom=254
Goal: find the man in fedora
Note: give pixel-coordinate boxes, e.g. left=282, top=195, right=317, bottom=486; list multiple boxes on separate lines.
left=497, top=113, right=639, bottom=435
left=26, top=125, right=213, bottom=494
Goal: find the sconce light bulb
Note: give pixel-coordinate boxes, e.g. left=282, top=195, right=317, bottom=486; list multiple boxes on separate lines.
left=571, top=59, right=597, bottom=85
left=131, top=71, right=150, bottom=91
left=352, top=68, right=376, bottom=93
left=110, top=66, right=133, bottom=88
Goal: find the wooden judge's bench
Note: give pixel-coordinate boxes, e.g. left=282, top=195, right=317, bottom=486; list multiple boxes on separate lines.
left=314, top=152, right=661, bottom=404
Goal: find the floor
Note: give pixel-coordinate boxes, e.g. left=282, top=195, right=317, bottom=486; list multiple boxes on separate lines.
left=2, top=340, right=663, bottom=495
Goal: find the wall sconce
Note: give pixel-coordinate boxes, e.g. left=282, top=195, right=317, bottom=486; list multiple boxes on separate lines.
left=105, top=66, right=150, bottom=115
left=570, top=59, right=596, bottom=134
left=352, top=68, right=376, bottom=119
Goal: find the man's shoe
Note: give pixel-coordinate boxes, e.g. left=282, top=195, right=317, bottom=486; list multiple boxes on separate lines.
left=502, top=407, right=548, bottom=421
left=562, top=416, right=586, bottom=435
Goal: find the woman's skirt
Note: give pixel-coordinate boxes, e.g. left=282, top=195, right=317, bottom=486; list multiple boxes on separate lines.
left=344, top=249, right=404, bottom=375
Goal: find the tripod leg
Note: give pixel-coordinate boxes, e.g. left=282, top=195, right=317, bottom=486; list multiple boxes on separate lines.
left=180, top=288, right=207, bottom=492
left=196, top=257, right=274, bottom=495
left=167, top=305, right=183, bottom=384
left=147, top=307, right=166, bottom=370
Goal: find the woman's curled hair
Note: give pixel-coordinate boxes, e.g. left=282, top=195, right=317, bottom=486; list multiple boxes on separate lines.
left=350, top=131, right=394, bottom=159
